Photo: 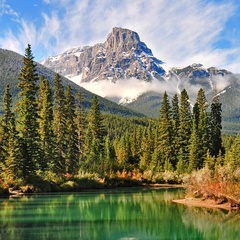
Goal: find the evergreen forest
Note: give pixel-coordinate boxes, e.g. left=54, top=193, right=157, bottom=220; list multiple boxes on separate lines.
left=1, top=45, right=240, bottom=193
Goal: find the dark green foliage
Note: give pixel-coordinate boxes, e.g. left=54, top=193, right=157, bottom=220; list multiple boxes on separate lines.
left=139, top=125, right=154, bottom=170
left=83, top=96, right=105, bottom=174
left=103, top=136, right=116, bottom=174
left=64, top=85, right=79, bottom=174
left=52, top=73, right=67, bottom=174
left=16, top=44, right=41, bottom=181
left=75, top=91, right=86, bottom=159
left=171, top=94, right=180, bottom=167
left=190, top=89, right=210, bottom=169
left=1, top=85, right=23, bottom=181
left=188, top=118, right=199, bottom=172
left=210, top=95, right=224, bottom=157
left=38, top=76, right=54, bottom=171
left=178, top=89, right=192, bottom=165
left=157, top=92, right=174, bottom=170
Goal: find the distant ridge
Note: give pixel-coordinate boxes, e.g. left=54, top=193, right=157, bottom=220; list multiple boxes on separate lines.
left=0, top=48, right=145, bottom=118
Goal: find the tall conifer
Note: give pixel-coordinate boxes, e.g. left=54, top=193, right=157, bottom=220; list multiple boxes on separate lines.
left=178, top=89, right=192, bottom=166
left=16, top=44, right=40, bottom=180
left=75, top=91, right=86, bottom=160
left=210, top=95, right=224, bottom=157
left=52, top=73, right=66, bottom=174
left=83, top=96, right=105, bottom=173
left=1, top=85, right=23, bottom=180
left=64, top=85, right=79, bottom=174
left=38, top=76, right=54, bottom=172
left=158, top=92, right=173, bottom=170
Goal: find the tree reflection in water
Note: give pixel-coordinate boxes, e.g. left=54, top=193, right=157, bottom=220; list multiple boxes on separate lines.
left=0, top=189, right=239, bottom=239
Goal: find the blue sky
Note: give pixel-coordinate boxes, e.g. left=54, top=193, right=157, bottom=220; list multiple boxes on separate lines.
left=0, top=0, right=240, bottom=72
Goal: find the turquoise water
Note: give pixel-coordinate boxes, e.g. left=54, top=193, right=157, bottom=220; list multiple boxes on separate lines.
left=0, top=188, right=239, bottom=239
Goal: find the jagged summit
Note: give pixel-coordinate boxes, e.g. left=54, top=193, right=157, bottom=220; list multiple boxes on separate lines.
left=104, top=27, right=153, bottom=56
left=41, top=27, right=166, bottom=83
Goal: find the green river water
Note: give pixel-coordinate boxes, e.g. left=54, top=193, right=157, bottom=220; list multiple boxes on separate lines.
left=0, top=188, right=239, bottom=239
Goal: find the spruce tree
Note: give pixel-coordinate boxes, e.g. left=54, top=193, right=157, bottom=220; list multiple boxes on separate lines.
left=64, top=85, right=79, bottom=174
left=38, top=76, right=54, bottom=172
left=178, top=89, right=192, bottom=166
left=188, top=117, right=199, bottom=172
left=1, top=85, right=23, bottom=181
left=171, top=93, right=180, bottom=168
left=1, top=84, right=14, bottom=163
left=75, top=91, right=86, bottom=161
left=88, top=95, right=104, bottom=145
left=52, top=73, right=66, bottom=174
left=210, top=95, right=224, bottom=157
left=139, top=125, right=154, bottom=170
left=16, top=44, right=40, bottom=181
left=83, top=96, right=105, bottom=173
left=103, top=136, right=116, bottom=174
left=192, top=88, right=209, bottom=168
left=157, top=92, right=173, bottom=170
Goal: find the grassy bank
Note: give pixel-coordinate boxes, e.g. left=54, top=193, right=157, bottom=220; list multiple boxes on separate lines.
left=0, top=169, right=185, bottom=196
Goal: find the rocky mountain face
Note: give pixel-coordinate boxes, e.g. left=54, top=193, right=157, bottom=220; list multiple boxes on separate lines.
left=41, top=27, right=166, bottom=83
left=167, top=63, right=233, bottom=98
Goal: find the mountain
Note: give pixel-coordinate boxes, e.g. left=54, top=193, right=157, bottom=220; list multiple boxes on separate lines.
left=41, top=27, right=240, bottom=133
left=0, top=48, right=144, bottom=118
left=41, top=27, right=165, bottom=83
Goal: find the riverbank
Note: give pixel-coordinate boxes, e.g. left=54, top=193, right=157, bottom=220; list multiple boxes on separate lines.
left=0, top=182, right=184, bottom=197
left=172, top=197, right=239, bottom=210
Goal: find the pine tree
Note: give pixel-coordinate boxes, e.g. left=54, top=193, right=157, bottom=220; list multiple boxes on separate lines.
left=171, top=94, right=180, bottom=134
left=139, top=125, right=154, bottom=170
left=188, top=118, right=199, bottom=172
left=75, top=91, right=86, bottom=161
left=191, top=88, right=209, bottom=168
left=16, top=44, right=40, bottom=181
left=204, top=150, right=215, bottom=170
left=38, top=76, right=54, bottom=172
left=52, top=73, right=66, bottom=174
left=157, top=92, right=174, bottom=170
left=88, top=95, right=104, bottom=146
left=103, top=136, right=116, bottom=174
left=178, top=89, right=192, bottom=166
left=116, top=133, right=131, bottom=169
left=64, top=85, right=79, bottom=174
left=1, top=85, right=23, bottom=181
left=83, top=96, right=105, bottom=173
left=210, top=95, right=224, bottom=157
left=171, top=93, right=180, bottom=168
left=1, top=84, right=14, bottom=163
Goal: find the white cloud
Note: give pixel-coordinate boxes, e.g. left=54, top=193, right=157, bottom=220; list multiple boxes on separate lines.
left=79, top=77, right=179, bottom=103
left=1, top=0, right=239, bottom=73
left=0, top=0, right=18, bottom=17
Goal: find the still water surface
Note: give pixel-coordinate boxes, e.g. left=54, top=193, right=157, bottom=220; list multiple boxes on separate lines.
left=0, top=188, right=240, bottom=239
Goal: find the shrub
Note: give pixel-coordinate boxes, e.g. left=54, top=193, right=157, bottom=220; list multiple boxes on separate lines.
left=60, top=181, right=79, bottom=192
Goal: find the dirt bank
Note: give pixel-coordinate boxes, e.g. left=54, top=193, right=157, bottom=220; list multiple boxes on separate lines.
left=172, top=198, right=239, bottom=210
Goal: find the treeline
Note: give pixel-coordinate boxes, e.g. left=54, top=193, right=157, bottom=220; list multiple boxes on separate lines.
left=0, top=45, right=240, bottom=187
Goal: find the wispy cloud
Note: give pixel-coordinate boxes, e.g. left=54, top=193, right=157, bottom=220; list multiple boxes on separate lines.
left=80, top=77, right=179, bottom=104
left=0, top=0, right=18, bottom=17
left=0, top=0, right=239, bottom=72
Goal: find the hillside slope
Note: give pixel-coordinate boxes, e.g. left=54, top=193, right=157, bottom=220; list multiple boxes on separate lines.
left=0, top=48, right=144, bottom=118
